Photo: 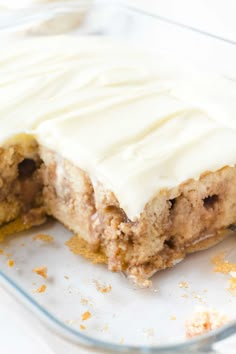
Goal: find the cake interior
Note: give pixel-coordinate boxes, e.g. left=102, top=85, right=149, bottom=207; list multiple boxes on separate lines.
left=1, top=138, right=236, bottom=283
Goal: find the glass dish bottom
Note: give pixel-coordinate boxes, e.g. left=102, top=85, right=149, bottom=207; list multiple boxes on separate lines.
left=0, top=220, right=236, bottom=353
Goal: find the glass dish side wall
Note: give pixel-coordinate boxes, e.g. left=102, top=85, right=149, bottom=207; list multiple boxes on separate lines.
left=0, top=2, right=236, bottom=354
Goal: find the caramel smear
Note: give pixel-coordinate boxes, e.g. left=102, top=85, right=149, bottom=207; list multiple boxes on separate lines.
left=33, top=266, right=48, bottom=279
left=211, top=252, right=236, bottom=274
left=65, top=235, right=107, bottom=264
left=185, top=308, right=229, bottom=338
left=0, top=218, right=32, bottom=243
left=7, top=259, right=14, bottom=267
left=33, top=234, right=54, bottom=243
left=81, top=311, right=92, bottom=321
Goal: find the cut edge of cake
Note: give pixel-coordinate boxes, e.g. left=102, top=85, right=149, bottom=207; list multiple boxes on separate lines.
left=0, top=137, right=236, bottom=285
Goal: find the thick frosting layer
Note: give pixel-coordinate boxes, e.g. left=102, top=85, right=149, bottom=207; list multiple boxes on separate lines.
left=0, top=36, right=236, bottom=219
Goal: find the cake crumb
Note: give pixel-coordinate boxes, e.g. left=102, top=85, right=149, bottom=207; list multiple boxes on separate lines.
left=191, top=291, right=206, bottom=304
left=0, top=248, right=4, bottom=254
left=80, top=324, right=86, bottom=330
left=185, top=308, right=229, bottom=338
left=64, top=275, right=69, bottom=280
left=228, top=277, right=236, bottom=296
left=93, top=280, right=112, bottom=293
left=170, top=316, right=176, bottom=320
left=7, top=259, right=14, bottom=267
left=33, top=266, right=48, bottom=279
left=179, top=281, right=189, bottom=289
left=81, top=311, right=91, bottom=321
left=35, top=284, right=47, bottom=293
left=80, top=298, right=89, bottom=305
left=101, top=324, right=109, bottom=332
left=211, top=252, right=236, bottom=294
left=211, top=252, right=236, bottom=274
left=33, top=234, right=54, bottom=243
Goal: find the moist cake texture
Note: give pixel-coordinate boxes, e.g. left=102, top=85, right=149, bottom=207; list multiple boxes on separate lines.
left=1, top=36, right=236, bottom=283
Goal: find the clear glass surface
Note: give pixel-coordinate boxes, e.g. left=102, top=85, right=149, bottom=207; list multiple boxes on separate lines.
left=0, top=2, right=236, bottom=353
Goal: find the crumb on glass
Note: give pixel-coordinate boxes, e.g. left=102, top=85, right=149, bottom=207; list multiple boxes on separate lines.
left=7, top=259, right=14, bottom=267
left=81, top=311, right=92, bottom=321
left=33, top=266, right=48, bottom=279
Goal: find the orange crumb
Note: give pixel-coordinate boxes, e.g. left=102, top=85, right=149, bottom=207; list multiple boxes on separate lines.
left=33, top=266, right=48, bottom=279
left=179, top=281, right=189, bottom=289
left=81, top=311, right=91, bottom=321
left=0, top=249, right=4, bottom=254
left=170, top=316, right=176, bottom=320
left=185, top=308, right=229, bottom=338
left=80, top=324, right=86, bottom=330
left=7, top=259, right=14, bottom=267
left=33, top=234, right=54, bottom=243
left=211, top=252, right=236, bottom=274
left=35, top=284, right=47, bottom=293
left=93, top=280, right=112, bottom=293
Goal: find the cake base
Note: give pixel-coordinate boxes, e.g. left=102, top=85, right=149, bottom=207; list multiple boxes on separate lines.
left=39, top=146, right=236, bottom=282
left=1, top=141, right=236, bottom=283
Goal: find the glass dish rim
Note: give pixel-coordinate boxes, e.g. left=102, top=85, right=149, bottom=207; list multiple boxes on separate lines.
left=0, top=1, right=236, bottom=352
left=117, top=0, right=236, bottom=46
left=1, top=268, right=236, bottom=353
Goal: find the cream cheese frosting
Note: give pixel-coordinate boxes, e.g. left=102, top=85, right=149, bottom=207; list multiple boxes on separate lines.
left=0, top=36, right=236, bottom=219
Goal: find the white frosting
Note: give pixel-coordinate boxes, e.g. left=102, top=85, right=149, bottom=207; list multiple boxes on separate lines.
left=0, top=36, right=236, bottom=220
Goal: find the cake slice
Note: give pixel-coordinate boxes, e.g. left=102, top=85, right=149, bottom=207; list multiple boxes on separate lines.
left=1, top=36, right=236, bottom=284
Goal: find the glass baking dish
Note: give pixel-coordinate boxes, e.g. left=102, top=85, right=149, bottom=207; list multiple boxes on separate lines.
left=0, top=2, right=236, bottom=353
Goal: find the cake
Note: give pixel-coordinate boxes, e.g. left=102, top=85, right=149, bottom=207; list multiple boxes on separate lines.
left=1, top=36, right=236, bottom=284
